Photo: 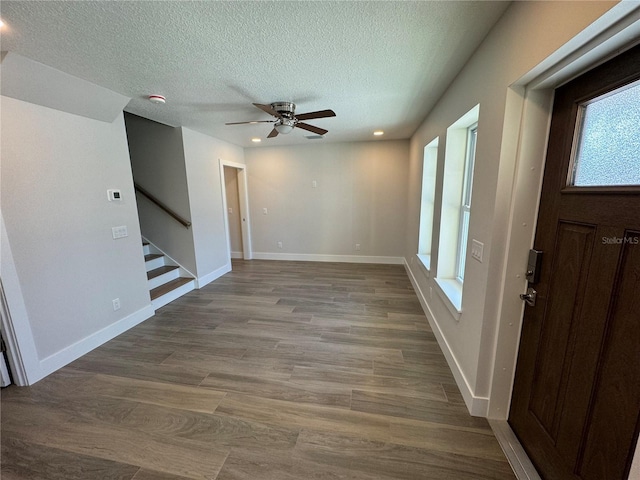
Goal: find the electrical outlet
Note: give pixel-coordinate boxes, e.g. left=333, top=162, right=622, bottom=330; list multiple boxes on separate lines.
left=355, top=243, right=361, bottom=251
left=112, top=298, right=121, bottom=311
left=277, top=241, right=283, bottom=249
left=263, top=208, right=268, bottom=215
left=228, top=207, right=233, bottom=214
left=312, top=180, right=317, bottom=188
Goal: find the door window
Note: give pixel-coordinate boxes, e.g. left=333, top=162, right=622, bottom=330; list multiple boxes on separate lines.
left=570, top=81, right=640, bottom=187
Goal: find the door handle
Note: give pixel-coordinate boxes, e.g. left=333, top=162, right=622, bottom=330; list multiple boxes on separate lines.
left=520, top=287, right=537, bottom=307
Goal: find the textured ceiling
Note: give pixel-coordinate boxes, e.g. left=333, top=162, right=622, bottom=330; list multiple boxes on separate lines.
left=1, top=1, right=510, bottom=148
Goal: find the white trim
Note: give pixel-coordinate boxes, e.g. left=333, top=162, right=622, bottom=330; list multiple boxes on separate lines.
left=0, top=214, right=40, bottom=385
left=433, top=277, right=463, bottom=320
left=142, top=236, right=197, bottom=279
left=151, top=281, right=195, bottom=310
left=489, top=420, right=542, bottom=480
left=37, top=305, right=154, bottom=381
left=147, top=267, right=179, bottom=290
left=0, top=354, right=11, bottom=387
left=0, top=280, right=30, bottom=386
left=219, top=159, right=253, bottom=263
left=236, top=167, right=252, bottom=260
left=487, top=87, right=551, bottom=419
left=253, top=252, right=404, bottom=265
left=404, top=259, right=488, bottom=416
left=418, top=138, right=439, bottom=259
left=520, top=2, right=640, bottom=90
left=416, top=253, right=431, bottom=273
left=230, top=251, right=243, bottom=259
left=194, top=262, right=231, bottom=289
left=438, top=105, right=480, bottom=282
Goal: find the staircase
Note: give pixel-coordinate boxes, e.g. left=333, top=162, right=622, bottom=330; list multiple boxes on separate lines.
left=143, top=240, right=195, bottom=309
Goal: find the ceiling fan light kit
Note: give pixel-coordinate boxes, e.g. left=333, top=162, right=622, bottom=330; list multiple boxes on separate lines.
left=275, top=122, right=295, bottom=134
left=226, top=101, right=336, bottom=139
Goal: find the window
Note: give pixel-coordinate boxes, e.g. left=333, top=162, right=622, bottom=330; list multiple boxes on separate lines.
left=417, top=138, right=439, bottom=270
left=435, top=105, right=479, bottom=315
left=455, top=125, right=477, bottom=281
left=570, top=80, right=640, bottom=187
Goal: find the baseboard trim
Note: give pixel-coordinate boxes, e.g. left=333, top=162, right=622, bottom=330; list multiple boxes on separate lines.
left=489, top=420, right=541, bottom=480
left=252, top=252, right=404, bottom=265
left=195, top=262, right=232, bottom=289
left=36, top=304, right=155, bottom=382
left=230, top=251, right=243, bottom=259
left=404, top=258, right=488, bottom=417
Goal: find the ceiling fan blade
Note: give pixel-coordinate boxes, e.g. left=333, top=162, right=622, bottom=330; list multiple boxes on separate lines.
left=225, top=120, right=275, bottom=125
left=267, top=128, right=279, bottom=138
left=295, top=109, right=336, bottom=121
left=253, top=103, right=282, bottom=118
left=295, top=122, right=328, bottom=136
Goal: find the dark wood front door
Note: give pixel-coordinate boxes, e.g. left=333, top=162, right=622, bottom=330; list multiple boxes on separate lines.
left=509, top=45, right=640, bottom=480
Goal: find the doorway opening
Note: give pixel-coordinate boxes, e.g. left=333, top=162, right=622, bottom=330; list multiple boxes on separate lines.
left=219, top=159, right=252, bottom=266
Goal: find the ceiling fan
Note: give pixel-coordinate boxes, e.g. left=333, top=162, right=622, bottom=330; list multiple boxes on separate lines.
left=226, top=102, right=336, bottom=138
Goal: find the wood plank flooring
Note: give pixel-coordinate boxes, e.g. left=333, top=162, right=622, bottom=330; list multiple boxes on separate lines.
left=1, top=260, right=515, bottom=479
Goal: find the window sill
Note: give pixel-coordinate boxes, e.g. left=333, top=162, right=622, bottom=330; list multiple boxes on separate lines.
left=416, top=253, right=431, bottom=273
left=434, top=277, right=463, bottom=321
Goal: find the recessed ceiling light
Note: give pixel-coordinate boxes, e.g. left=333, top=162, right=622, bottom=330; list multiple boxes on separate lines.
left=251, top=138, right=261, bottom=143
left=148, top=94, right=166, bottom=104
left=373, top=130, right=384, bottom=136
left=0, top=18, right=5, bottom=28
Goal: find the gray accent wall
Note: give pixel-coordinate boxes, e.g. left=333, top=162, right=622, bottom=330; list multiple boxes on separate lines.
left=181, top=127, right=245, bottom=280
left=1, top=96, right=151, bottom=378
left=124, top=113, right=197, bottom=275
left=244, top=140, right=409, bottom=261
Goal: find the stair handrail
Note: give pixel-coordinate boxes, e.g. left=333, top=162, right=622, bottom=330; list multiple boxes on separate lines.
left=134, top=183, right=192, bottom=228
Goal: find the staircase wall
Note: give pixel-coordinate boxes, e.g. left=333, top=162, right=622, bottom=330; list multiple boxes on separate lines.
left=182, top=128, right=245, bottom=286
left=124, top=113, right=198, bottom=275
left=1, top=89, right=152, bottom=384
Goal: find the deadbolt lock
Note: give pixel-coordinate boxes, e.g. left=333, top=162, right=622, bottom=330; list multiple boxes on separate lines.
left=520, top=287, right=537, bottom=307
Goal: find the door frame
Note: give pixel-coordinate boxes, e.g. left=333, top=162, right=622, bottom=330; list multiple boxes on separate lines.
left=486, top=9, right=640, bottom=475
left=488, top=3, right=640, bottom=419
left=0, top=214, right=41, bottom=386
left=219, top=159, right=252, bottom=262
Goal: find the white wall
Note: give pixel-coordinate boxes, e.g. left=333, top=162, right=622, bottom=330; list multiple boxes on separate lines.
left=244, top=140, right=409, bottom=263
left=404, top=1, right=618, bottom=414
left=1, top=96, right=152, bottom=382
left=224, top=166, right=244, bottom=256
left=124, top=113, right=197, bottom=274
left=181, top=127, right=245, bottom=285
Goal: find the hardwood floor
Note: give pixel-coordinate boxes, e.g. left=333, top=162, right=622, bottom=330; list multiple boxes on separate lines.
left=1, top=260, right=516, bottom=479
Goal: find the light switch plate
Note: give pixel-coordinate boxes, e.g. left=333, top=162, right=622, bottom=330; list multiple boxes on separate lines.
left=471, top=239, right=484, bottom=262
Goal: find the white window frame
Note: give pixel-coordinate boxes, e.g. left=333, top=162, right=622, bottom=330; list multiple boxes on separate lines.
left=435, top=105, right=479, bottom=317
left=455, top=124, right=477, bottom=282
left=417, top=137, right=439, bottom=272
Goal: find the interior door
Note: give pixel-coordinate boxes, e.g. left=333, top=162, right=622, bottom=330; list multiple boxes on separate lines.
left=509, top=45, right=640, bottom=480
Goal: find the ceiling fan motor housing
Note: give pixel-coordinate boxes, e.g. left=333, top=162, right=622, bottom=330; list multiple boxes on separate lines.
left=271, top=102, right=295, bottom=119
